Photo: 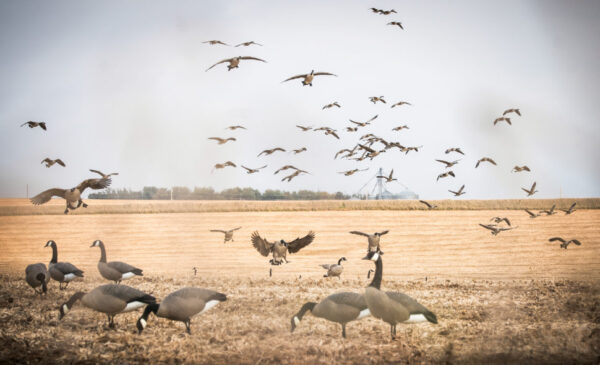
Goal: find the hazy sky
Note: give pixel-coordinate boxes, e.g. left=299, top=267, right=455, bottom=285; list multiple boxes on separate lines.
left=1, top=0, right=599, bottom=199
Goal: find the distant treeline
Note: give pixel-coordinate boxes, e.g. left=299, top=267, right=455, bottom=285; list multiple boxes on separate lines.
left=88, top=186, right=350, bottom=200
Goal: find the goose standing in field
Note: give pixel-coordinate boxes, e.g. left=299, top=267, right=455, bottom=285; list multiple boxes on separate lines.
left=205, top=56, right=266, bottom=71
left=89, top=169, right=119, bottom=178
left=503, top=108, right=521, bottom=116
left=210, top=227, right=242, bottom=243
left=363, top=251, right=437, bottom=340
left=91, top=240, right=143, bottom=284
left=350, top=230, right=389, bottom=254
left=549, top=237, right=581, bottom=249
left=21, top=121, right=47, bottom=130
left=493, top=117, right=511, bottom=125
left=235, top=41, right=262, bottom=47
left=242, top=165, right=267, bottom=174
left=59, top=284, right=156, bottom=328
left=522, top=182, right=538, bottom=197
left=44, top=240, right=83, bottom=290
left=322, top=102, right=341, bottom=109
left=449, top=185, right=466, bottom=197
left=437, top=171, right=455, bottom=181
left=419, top=200, right=438, bottom=209
left=30, top=177, right=111, bottom=214
left=251, top=231, right=315, bottom=266
left=208, top=137, right=236, bottom=145
left=445, top=147, right=464, bottom=155
left=475, top=157, right=497, bottom=168
left=137, top=288, right=226, bottom=334
left=283, top=70, right=337, bottom=86
left=512, top=165, right=530, bottom=173
left=41, top=158, right=65, bottom=168
left=321, top=257, right=347, bottom=279
left=562, top=202, right=577, bottom=215
left=291, top=292, right=370, bottom=338
left=25, top=263, right=50, bottom=295
left=387, top=22, right=404, bottom=29
left=525, top=209, right=540, bottom=218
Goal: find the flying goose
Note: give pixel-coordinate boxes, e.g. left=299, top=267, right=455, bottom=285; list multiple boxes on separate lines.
left=25, top=263, right=50, bottom=295
left=403, top=146, right=422, bottom=154
left=226, top=125, right=246, bottom=130
left=89, top=169, right=119, bottom=178
left=346, top=126, right=358, bottom=132
left=321, top=257, right=347, bottom=278
left=371, top=8, right=397, bottom=15
left=437, top=171, right=455, bottom=181
left=208, top=137, right=236, bottom=145
left=392, top=125, right=409, bottom=131
left=350, top=114, right=378, bottom=127
left=549, top=237, right=581, bottom=249
left=503, top=108, right=521, bottom=116
left=419, top=200, right=438, bottom=209
left=44, top=240, right=83, bottom=290
left=377, top=169, right=397, bottom=183
left=525, top=209, right=540, bottom=218
left=562, top=202, right=577, bottom=215
left=522, top=182, right=538, bottom=196
left=213, top=161, right=236, bottom=170
left=91, top=240, right=143, bottom=284
left=137, top=287, right=227, bottom=334
left=449, top=184, right=466, bottom=196
left=210, top=227, right=242, bottom=243
left=41, top=158, right=65, bottom=168
left=479, top=224, right=517, bottom=235
left=241, top=165, right=267, bottom=174
left=370, top=96, right=386, bottom=104
left=206, top=56, right=266, bottom=71
left=334, top=147, right=357, bottom=159
left=235, top=41, right=262, bottom=47
left=387, top=22, right=404, bottom=29
left=445, top=147, right=464, bottom=155
left=363, top=251, right=437, bottom=340
left=283, top=70, right=337, bottom=86
left=291, top=292, right=369, bottom=338
left=338, top=168, right=368, bottom=176
left=258, top=147, right=286, bottom=157
left=322, top=129, right=340, bottom=139
left=541, top=204, right=557, bottom=215
left=296, top=125, right=313, bottom=131
left=203, top=40, right=229, bottom=46
left=512, top=165, right=530, bottom=172
left=322, top=102, right=341, bottom=109
left=293, top=147, right=307, bottom=154
left=475, top=157, right=497, bottom=168
left=350, top=230, right=389, bottom=254
left=493, top=117, right=511, bottom=125
left=282, top=170, right=307, bottom=182
left=358, top=144, right=384, bottom=159
left=251, top=231, right=315, bottom=266
left=490, top=217, right=511, bottom=226
left=435, top=159, right=459, bottom=169
left=21, top=121, right=46, bottom=130
left=30, top=177, right=111, bottom=214
left=59, top=284, right=156, bottom=328
left=274, top=165, right=301, bottom=175
left=391, top=101, right=411, bottom=108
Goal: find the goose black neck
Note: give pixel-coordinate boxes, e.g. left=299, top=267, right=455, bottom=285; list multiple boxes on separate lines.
left=141, top=303, right=159, bottom=320
left=98, top=242, right=107, bottom=263
left=50, top=243, right=57, bottom=263
left=66, top=292, right=85, bottom=308
left=369, top=257, right=383, bottom=289
left=337, top=258, right=344, bottom=265
left=296, top=302, right=316, bottom=320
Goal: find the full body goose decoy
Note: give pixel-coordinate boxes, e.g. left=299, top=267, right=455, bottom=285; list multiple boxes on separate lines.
left=251, top=231, right=315, bottom=265
left=205, top=56, right=266, bottom=71
left=25, top=263, right=50, bottom=295
left=291, top=292, right=370, bottom=338
left=562, top=202, right=577, bottom=215
left=321, top=257, right=347, bottom=278
left=210, top=227, right=242, bottom=243
left=363, top=251, right=437, bottom=340
left=30, top=177, right=111, bottom=214
left=59, top=284, right=156, bottom=328
left=522, top=182, right=538, bottom=197
left=45, top=240, right=83, bottom=290
left=350, top=230, right=389, bottom=254
left=283, top=70, right=337, bottom=86
left=549, top=237, right=581, bottom=249
left=41, top=158, right=65, bottom=168
left=91, top=240, right=143, bottom=284
left=137, top=288, right=227, bottom=334
left=21, top=121, right=47, bottom=130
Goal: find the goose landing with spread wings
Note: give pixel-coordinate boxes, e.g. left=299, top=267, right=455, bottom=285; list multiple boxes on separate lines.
left=251, top=231, right=315, bottom=266
left=30, top=177, right=111, bottom=214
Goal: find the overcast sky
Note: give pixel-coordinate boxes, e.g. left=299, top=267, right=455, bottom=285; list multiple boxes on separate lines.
left=1, top=0, right=599, bottom=199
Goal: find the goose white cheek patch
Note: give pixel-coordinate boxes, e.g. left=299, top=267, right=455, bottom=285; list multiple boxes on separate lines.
left=62, top=304, right=69, bottom=314
left=293, top=316, right=300, bottom=325
left=139, top=318, right=146, bottom=328
left=371, top=252, right=379, bottom=261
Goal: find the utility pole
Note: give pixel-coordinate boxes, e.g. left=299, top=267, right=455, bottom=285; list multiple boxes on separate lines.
left=26, top=184, right=29, bottom=199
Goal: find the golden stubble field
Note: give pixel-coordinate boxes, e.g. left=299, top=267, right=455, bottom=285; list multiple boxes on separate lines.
left=0, top=204, right=599, bottom=364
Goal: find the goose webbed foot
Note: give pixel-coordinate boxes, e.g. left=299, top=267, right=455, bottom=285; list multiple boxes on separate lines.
left=342, top=324, right=347, bottom=338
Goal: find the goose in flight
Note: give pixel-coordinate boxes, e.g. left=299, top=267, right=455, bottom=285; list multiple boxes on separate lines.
left=41, top=158, right=65, bottom=168
left=339, top=168, right=368, bottom=176
left=283, top=70, right=337, bottom=86
left=449, top=184, right=466, bottom=196
left=235, top=41, right=262, bottom=47
left=296, top=125, right=313, bottom=131
left=350, top=114, right=378, bottom=127
left=479, top=224, right=517, bottom=236
left=226, top=125, right=246, bottom=130
left=358, top=144, right=384, bottom=159
left=387, top=22, right=404, bottom=29
left=203, top=40, right=229, bottom=46
left=391, top=101, right=411, bottom=108
left=322, top=102, right=341, bottom=109
left=346, top=126, right=358, bottom=132
left=522, top=182, right=538, bottom=196
left=206, top=56, right=266, bottom=71
left=419, top=200, right=438, bottom=209
left=274, top=165, right=304, bottom=175
left=21, top=121, right=47, bottom=130
left=475, top=157, right=497, bottom=168
left=251, top=231, right=315, bottom=266
left=350, top=231, right=389, bottom=254
left=541, top=204, right=557, bottom=216
left=562, top=202, right=577, bottom=215
left=371, top=8, right=397, bottom=15
left=89, top=169, right=119, bottom=178
left=392, top=125, right=409, bottom=131
left=437, top=171, right=455, bottom=181
left=334, top=146, right=358, bottom=159
left=377, top=169, right=397, bottom=183
left=242, top=165, right=267, bottom=174
left=213, top=161, right=236, bottom=170
left=210, top=227, right=242, bottom=243
left=525, top=209, right=540, bottom=218
left=445, top=147, right=464, bottom=155
left=208, top=137, right=236, bottom=145
left=512, top=165, right=530, bottom=172
left=490, top=217, right=511, bottom=226
left=503, top=108, right=521, bottom=116
left=282, top=170, right=307, bottom=182
left=31, top=177, right=111, bottom=214
left=293, top=147, right=307, bottom=154
left=549, top=237, right=581, bottom=249
left=369, top=96, right=386, bottom=104
left=435, top=159, right=459, bottom=169
left=403, top=146, right=422, bottom=154
left=493, top=117, right=511, bottom=125
left=258, top=147, right=286, bottom=157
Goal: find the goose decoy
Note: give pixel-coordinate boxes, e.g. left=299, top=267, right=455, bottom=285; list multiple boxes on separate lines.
left=367, top=269, right=374, bottom=279
left=445, top=147, right=464, bottom=155
left=91, top=240, right=143, bottom=284
left=241, top=165, right=267, bottom=174
left=549, top=237, right=581, bottom=249
left=25, top=263, right=50, bottom=295
left=479, top=224, right=517, bottom=236
left=30, top=177, right=111, bottom=214
left=226, top=125, right=246, bottom=130
left=208, top=137, right=236, bottom=145
left=349, top=230, right=388, bottom=254
left=59, top=284, right=156, bottom=328
left=296, top=125, right=313, bottom=131
left=21, top=121, right=46, bottom=130
left=258, top=147, right=286, bottom=157
left=503, top=108, right=521, bottom=116
left=137, top=288, right=227, bottom=334
left=89, top=169, right=119, bottom=178
left=322, top=102, right=341, bottom=109
left=525, top=209, right=540, bottom=218
left=291, top=292, right=370, bottom=338
left=283, top=70, right=337, bottom=86
left=44, top=240, right=83, bottom=290
left=369, top=96, right=386, bottom=104
left=391, top=101, right=411, bottom=108
left=475, top=157, right=497, bottom=168
left=205, top=56, right=266, bottom=71
left=209, top=227, right=242, bottom=243
left=392, top=125, right=409, bottom=131
left=449, top=185, right=466, bottom=196
left=235, top=41, right=262, bottom=47
left=490, top=217, right=511, bottom=226
left=419, top=200, right=438, bottom=209
left=493, top=117, right=511, bottom=125
left=512, top=165, right=530, bottom=172
left=338, top=168, right=368, bottom=176
left=541, top=204, right=557, bottom=215
left=387, top=22, right=404, bottom=29
left=251, top=231, right=315, bottom=266
left=561, top=202, right=577, bottom=215
left=363, top=251, right=437, bottom=340
left=437, top=171, right=455, bottom=181
left=522, top=182, right=538, bottom=197
left=321, top=257, right=347, bottom=279
left=41, top=158, right=65, bottom=168
left=203, top=40, right=229, bottom=46
left=213, top=161, right=236, bottom=170
left=293, top=147, right=307, bottom=154
left=435, top=159, right=459, bottom=169
left=377, top=169, right=397, bottom=183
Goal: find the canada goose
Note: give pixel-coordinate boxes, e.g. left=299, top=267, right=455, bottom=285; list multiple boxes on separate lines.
left=350, top=114, right=378, bottom=127
left=346, top=127, right=358, bottom=132
left=291, top=292, right=369, bottom=338
left=403, top=146, right=422, bottom=154
left=213, top=161, right=236, bottom=170
left=241, top=165, right=267, bottom=174
left=387, top=22, right=404, bottom=29
left=40, top=158, right=65, bottom=168
left=392, top=125, right=409, bottom=131
left=137, top=288, right=226, bottom=334
left=541, top=204, right=557, bottom=215
left=549, top=237, right=581, bottom=249
left=370, top=96, right=386, bottom=104
left=512, top=165, right=530, bottom=172
left=206, top=56, right=266, bottom=71
left=367, top=269, right=374, bottom=279
left=293, top=147, right=307, bottom=154
left=208, top=137, right=236, bottom=145
left=475, top=157, right=497, bottom=168
left=321, top=257, right=346, bottom=278
left=203, top=40, right=229, bottom=46
left=25, top=263, right=50, bottom=295
left=479, top=224, right=517, bottom=236
left=21, top=121, right=47, bottom=130
left=30, top=177, right=111, bottom=214
left=437, top=171, right=455, bottom=181
left=522, top=182, right=538, bottom=197
left=322, top=129, right=340, bottom=139
left=449, top=185, right=466, bottom=196
left=59, top=284, right=156, bottom=328
left=350, top=230, right=388, bottom=254
left=419, top=200, right=438, bottom=209
left=493, top=117, right=511, bottom=125
left=296, top=125, right=313, bottom=131
left=445, top=147, right=464, bottom=155
left=377, top=169, right=397, bottom=183
left=503, top=108, right=521, bottom=116
left=371, top=8, right=397, bottom=15
left=283, top=70, right=337, bottom=86
left=210, top=227, right=241, bottom=243
left=226, top=125, right=246, bottom=130
left=282, top=170, right=307, bottom=182
left=562, top=202, right=577, bottom=215
left=490, top=217, right=511, bottom=226
left=435, top=159, right=459, bottom=169
left=363, top=251, right=437, bottom=340
left=335, top=147, right=357, bottom=159
left=274, top=165, right=300, bottom=175
left=91, top=240, right=143, bottom=284
left=251, top=231, right=315, bottom=265
left=391, top=101, right=411, bottom=108
left=44, top=240, right=83, bottom=290
left=235, top=41, right=262, bottom=47
left=358, top=144, right=384, bottom=159
left=338, top=168, right=368, bottom=176
left=89, top=169, right=119, bottom=178
left=323, top=102, right=341, bottom=109
left=258, top=147, right=286, bottom=157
